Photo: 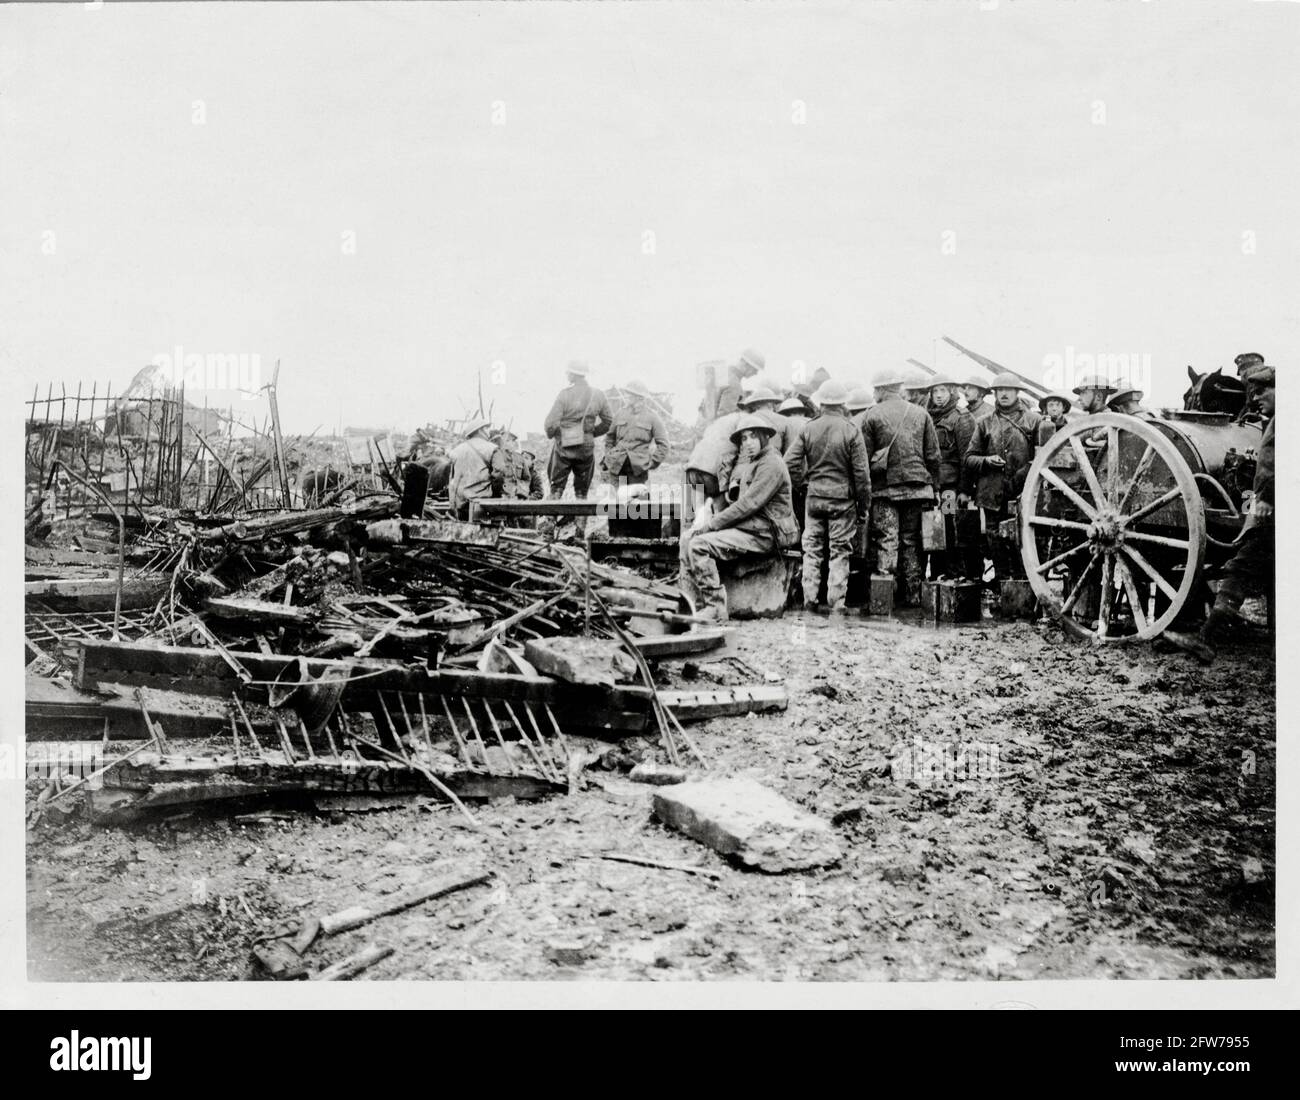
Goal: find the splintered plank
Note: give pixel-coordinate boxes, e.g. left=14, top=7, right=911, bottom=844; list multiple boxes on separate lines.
left=90, top=754, right=564, bottom=822
left=629, top=629, right=733, bottom=659
left=23, top=576, right=169, bottom=611
left=656, top=685, right=788, bottom=722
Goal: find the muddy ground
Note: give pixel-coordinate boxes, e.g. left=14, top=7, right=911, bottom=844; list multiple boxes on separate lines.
left=27, top=599, right=1274, bottom=983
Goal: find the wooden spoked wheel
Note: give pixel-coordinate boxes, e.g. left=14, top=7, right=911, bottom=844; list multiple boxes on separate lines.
left=1019, top=413, right=1206, bottom=643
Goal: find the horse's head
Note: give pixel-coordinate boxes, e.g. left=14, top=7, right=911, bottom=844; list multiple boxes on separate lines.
left=1184, top=366, right=1246, bottom=414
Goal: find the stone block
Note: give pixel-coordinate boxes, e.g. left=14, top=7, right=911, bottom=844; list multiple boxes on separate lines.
left=652, top=777, right=841, bottom=873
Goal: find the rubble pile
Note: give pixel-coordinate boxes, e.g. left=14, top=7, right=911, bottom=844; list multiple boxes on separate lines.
left=24, top=384, right=787, bottom=836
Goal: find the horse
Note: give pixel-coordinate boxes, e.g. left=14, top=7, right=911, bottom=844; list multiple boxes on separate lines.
left=1183, top=366, right=1246, bottom=415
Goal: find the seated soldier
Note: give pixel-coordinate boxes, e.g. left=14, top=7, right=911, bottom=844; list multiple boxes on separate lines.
left=679, top=415, right=799, bottom=623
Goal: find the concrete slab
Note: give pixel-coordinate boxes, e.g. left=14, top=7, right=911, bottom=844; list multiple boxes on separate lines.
left=652, top=777, right=842, bottom=873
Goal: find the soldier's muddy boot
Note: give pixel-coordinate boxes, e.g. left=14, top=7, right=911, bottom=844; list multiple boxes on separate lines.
left=1165, top=608, right=1235, bottom=664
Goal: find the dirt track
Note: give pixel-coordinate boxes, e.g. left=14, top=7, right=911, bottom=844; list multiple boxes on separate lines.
left=26, top=602, right=1274, bottom=983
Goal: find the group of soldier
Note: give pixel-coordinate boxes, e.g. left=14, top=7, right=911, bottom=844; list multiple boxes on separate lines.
left=444, top=360, right=670, bottom=521
left=438, top=345, right=1275, bottom=659
left=679, top=347, right=1277, bottom=649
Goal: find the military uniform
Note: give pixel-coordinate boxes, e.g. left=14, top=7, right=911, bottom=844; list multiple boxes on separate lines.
left=681, top=428, right=798, bottom=620
left=861, top=395, right=941, bottom=604
left=962, top=403, right=1041, bottom=580
left=929, top=397, right=979, bottom=580
left=543, top=378, right=611, bottom=498
left=785, top=405, right=871, bottom=610
left=1219, top=416, right=1274, bottom=608
left=686, top=411, right=745, bottom=505
left=602, top=405, right=668, bottom=486
left=448, top=434, right=498, bottom=520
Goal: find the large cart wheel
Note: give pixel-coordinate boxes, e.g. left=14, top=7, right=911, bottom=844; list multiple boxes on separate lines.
left=1019, top=413, right=1206, bottom=643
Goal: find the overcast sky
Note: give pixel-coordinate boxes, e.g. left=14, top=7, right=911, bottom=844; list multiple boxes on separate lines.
left=3, top=0, right=1297, bottom=434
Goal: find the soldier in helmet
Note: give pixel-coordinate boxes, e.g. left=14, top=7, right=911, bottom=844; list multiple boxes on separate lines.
left=784, top=380, right=871, bottom=613
left=778, top=397, right=811, bottom=529
left=543, top=361, right=612, bottom=502
left=862, top=368, right=942, bottom=604
left=779, top=395, right=810, bottom=434
left=447, top=418, right=498, bottom=520
left=846, top=385, right=873, bottom=430
left=962, top=373, right=1041, bottom=583
left=602, top=379, right=669, bottom=487
left=904, top=369, right=932, bottom=410
left=1071, top=373, right=1116, bottom=416
left=489, top=428, right=544, bottom=526
left=1168, top=367, right=1275, bottom=661
left=1036, top=391, right=1073, bottom=444
left=922, top=374, right=978, bottom=580
left=961, top=376, right=994, bottom=424
left=680, top=415, right=799, bottom=623
left=735, top=385, right=791, bottom=454
left=793, top=381, right=819, bottom=419
left=1107, top=386, right=1151, bottom=418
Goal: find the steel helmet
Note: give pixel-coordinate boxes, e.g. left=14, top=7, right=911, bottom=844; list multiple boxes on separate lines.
left=737, top=385, right=780, bottom=407
left=903, top=369, right=930, bottom=390
left=870, top=368, right=905, bottom=389
left=728, top=413, right=778, bottom=445
left=463, top=417, right=492, bottom=439
left=1038, top=390, right=1074, bottom=413
left=962, top=375, right=992, bottom=393
left=1107, top=387, right=1144, bottom=407
left=777, top=397, right=807, bottom=415
left=922, top=374, right=959, bottom=390
left=845, top=386, right=873, bottom=411
left=989, top=372, right=1024, bottom=391
left=566, top=360, right=590, bottom=378
left=1072, top=373, right=1116, bottom=394
left=624, top=379, right=652, bottom=398
left=814, top=379, right=851, bottom=406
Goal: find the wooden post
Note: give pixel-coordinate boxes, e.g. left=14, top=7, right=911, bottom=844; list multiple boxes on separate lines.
left=268, top=359, right=292, bottom=510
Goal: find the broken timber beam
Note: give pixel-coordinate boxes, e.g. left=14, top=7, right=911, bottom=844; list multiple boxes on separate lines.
left=72, top=640, right=655, bottom=728
left=629, top=629, right=732, bottom=659
left=23, top=576, right=169, bottom=611
left=656, top=685, right=788, bottom=722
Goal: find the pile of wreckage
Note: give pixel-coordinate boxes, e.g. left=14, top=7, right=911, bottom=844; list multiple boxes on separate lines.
left=26, top=458, right=788, bottom=831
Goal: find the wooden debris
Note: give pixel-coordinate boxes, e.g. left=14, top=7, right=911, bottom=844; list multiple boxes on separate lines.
left=318, top=867, right=492, bottom=935
left=310, top=943, right=393, bottom=981
left=657, top=685, right=788, bottom=722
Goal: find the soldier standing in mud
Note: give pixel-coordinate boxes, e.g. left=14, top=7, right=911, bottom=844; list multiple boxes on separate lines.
left=962, top=373, right=1041, bottom=584
left=543, top=361, right=612, bottom=502
left=602, top=379, right=668, bottom=488
left=784, top=381, right=871, bottom=614
left=861, top=369, right=941, bottom=606
left=922, top=375, right=978, bottom=580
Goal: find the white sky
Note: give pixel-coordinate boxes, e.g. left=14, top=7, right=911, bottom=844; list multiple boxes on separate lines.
left=3, top=0, right=1297, bottom=433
